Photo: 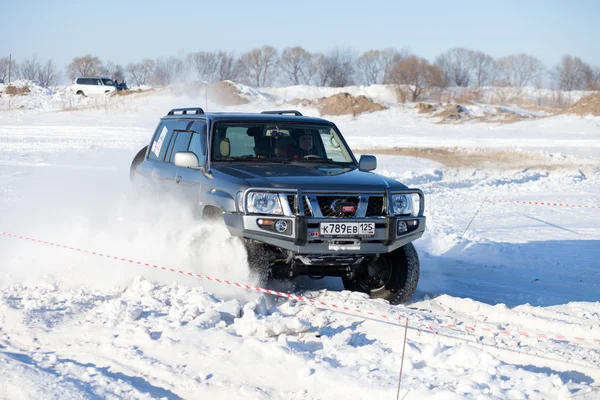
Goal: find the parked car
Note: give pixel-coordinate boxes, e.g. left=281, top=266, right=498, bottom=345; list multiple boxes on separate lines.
left=72, top=77, right=117, bottom=96
left=114, top=80, right=129, bottom=91
left=130, top=108, right=426, bottom=304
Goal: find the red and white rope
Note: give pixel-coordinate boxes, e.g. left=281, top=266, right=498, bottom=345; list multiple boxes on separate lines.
left=1, top=231, right=598, bottom=347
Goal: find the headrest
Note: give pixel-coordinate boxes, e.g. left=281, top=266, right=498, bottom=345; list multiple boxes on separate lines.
left=220, top=138, right=231, bottom=157
left=246, top=126, right=263, bottom=137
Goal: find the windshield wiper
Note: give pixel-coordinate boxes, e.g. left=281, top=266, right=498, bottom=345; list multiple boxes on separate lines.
left=289, top=158, right=352, bottom=166
left=213, top=156, right=287, bottom=163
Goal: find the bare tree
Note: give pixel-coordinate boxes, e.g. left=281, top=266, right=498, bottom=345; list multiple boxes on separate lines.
left=126, top=59, right=155, bottom=86
left=237, top=46, right=279, bottom=87
left=37, top=59, right=60, bottom=87
left=188, top=51, right=220, bottom=82
left=314, top=53, right=329, bottom=86
left=280, top=46, right=317, bottom=85
left=552, top=55, right=590, bottom=91
left=149, top=56, right=186, bottom=85
left=66, top=55, right=104, bottom=81
left=388, top=56, right=444, bottom=101
left=102, top=61, right=125, bottom=82
left=435, top=47, right=475, bottom=87
left=382, top=48, right=409, bottom=84
left=470, top=51, right=496, bottom=87
left=216, top=52, right=237, bottom=81
left=237, top=46, right=278, bottom=87
left=581, top=64, right=600, bottom=91
left=317, top=48, right=355, bottom=87
left=0, top=56, right=17, bottom=82
left=495, top=53, right=545, bottom=87
left=357, top=50, right=384, bottom=85
left=17, top=54, right=42, bottom=81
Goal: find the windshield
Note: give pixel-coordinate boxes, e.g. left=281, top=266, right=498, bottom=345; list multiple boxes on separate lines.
left=211, top=123, right=355, bottom=163
left=101, top=78, right=115, bottom=86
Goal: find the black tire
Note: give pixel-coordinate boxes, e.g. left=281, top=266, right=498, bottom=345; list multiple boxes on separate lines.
left=244, top=240, right=269, bottom=288
left=76, top=90, right=85, bottom=96
left=343, top=243, right=420, bottom=305
left=129, top=146, right=148, bottom=182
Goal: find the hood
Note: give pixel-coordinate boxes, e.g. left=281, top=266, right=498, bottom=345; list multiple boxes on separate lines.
left=213, top=162, right=407, bottom=191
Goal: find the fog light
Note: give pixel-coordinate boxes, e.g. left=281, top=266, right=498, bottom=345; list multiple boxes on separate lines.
left=397, top=221, right=408, bottom=234
left=275, top=220, right=288, bottom=233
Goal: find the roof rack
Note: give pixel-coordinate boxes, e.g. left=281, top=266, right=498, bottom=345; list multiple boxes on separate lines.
left=167, top=107, right=205, bottom=116
left=261, top=110, right=303, bottom=116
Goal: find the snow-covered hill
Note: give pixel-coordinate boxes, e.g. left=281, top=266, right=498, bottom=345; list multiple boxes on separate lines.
left=1, top=85, right=599, bottom=399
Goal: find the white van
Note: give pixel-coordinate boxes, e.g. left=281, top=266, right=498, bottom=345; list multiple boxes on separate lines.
left=72, top=77, right=117, bottom=96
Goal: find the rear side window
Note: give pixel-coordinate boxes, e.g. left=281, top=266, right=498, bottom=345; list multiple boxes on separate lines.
left=148, top=123, right=173, bottom=162
left=168, top=131, right=193, bottom=163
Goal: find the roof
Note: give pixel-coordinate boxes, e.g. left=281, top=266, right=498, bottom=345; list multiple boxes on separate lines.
left=160, top=109, right=332, bottom=125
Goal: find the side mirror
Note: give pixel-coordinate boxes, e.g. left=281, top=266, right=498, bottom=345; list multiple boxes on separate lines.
left=358, top=155, right=377, bottom=172
left=174, top=152, right=200, bottom=169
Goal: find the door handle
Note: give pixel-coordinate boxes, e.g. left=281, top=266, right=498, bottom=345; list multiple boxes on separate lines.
left=175, top=175, right=182, bottom=184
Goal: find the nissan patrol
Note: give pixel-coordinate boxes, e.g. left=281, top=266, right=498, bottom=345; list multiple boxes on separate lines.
left=130, top=108, right=426, bottom=304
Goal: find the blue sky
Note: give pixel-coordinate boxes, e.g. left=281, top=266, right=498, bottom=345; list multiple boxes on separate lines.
left=2, top=0, right=599, bottom=72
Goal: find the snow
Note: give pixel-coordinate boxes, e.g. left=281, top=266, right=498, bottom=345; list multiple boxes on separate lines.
left=1, top=83, right=599, bottom=399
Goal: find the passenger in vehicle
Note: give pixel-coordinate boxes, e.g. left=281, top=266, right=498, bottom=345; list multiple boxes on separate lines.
left=274, top=136, right=301, bottom=158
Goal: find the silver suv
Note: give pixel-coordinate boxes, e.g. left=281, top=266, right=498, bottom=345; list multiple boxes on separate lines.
left=130, top=108, right=426, bottom=304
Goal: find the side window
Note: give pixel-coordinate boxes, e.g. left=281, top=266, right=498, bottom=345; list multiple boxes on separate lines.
left=189, top=131, right=206, bottom=165
left=76, top=78, right=82, bottom=84
left=148, top=123, right=173, bottom=162
left=95, top=79, right=102, bottom=86
left=168, top=131, right=192, bottom=163
left=320, top=130, right=346, bottom=162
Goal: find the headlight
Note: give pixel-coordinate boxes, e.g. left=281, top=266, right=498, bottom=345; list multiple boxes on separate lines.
left=236, top=192, right=244, bottom=212
left=391, top=194, right=414, bottom=215
left=246, top=192, right=283, bottom=215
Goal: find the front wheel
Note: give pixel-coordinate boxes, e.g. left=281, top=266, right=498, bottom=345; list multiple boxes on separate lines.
left=343, top=243, right=420, bottom=305
left=244, top=240, right=270, bottom=288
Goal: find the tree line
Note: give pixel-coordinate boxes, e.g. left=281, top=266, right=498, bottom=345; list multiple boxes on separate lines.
left=1, top=47, right=599, bottom=100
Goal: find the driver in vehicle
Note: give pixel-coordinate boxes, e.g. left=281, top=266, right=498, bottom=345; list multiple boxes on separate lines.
left=297, top=133, right=317, bottom=157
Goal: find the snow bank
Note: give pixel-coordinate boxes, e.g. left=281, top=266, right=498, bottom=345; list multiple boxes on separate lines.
left=0, top=82, right=599, bottom=399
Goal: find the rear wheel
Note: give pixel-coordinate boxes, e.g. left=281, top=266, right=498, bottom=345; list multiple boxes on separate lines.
left=343, top=243, right=420, bottom=305
left=76, top=90, right=85, bottom=96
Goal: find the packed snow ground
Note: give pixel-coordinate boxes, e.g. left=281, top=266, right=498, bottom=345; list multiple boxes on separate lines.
left=1, top=85, right=599, bottom=399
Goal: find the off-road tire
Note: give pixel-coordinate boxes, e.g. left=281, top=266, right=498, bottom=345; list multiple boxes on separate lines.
left=343, top=243, right=420, bottom=305
left=244, top=240, right=269, bottom=288
left=130, top=146, right=148, bottom=182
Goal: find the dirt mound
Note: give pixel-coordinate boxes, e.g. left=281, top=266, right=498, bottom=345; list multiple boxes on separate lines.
left=5, top=85, right=31, bottom=96
left=565, top=93, right=600, bottom=116
left=436, top=104, right=467, bottom=120
left=416, top=102, right=436, bottom=113
left=208, top=81, right=250, bottom=105
left=316, top=93, right=386, bottom=116
left=288, top=98, right=313, bottom=107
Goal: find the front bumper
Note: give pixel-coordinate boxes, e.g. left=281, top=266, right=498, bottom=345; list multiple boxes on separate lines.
left=223, top=213, right=426, bottom=254
left=223, top=187, right=426, bottom=254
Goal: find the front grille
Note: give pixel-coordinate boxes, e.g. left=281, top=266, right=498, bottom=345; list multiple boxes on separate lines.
left=316, top=196, right=359, bottom=218
left=287, top=195, right=312, bottom=216
left=366, top=196, right=385, bottom=217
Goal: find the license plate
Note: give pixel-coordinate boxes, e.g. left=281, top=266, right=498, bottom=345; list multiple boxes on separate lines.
left=320, top=222, right=375, bottom=237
